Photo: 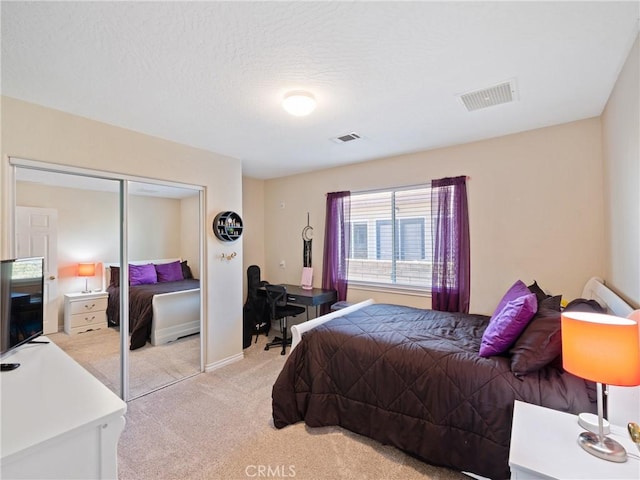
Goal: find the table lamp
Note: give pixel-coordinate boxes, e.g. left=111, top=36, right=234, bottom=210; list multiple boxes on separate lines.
left=561, top=311, right=640, bottom=462
left=78, top=262, right=95, bottom=293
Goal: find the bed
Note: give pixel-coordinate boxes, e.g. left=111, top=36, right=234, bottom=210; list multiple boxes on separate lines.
left=272, top=277, right=637, bottom=479
left=104, top=258, right=200, bottom=350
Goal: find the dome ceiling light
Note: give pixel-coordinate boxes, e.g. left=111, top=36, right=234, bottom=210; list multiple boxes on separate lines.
left=282, top=91, right=316, bottom=116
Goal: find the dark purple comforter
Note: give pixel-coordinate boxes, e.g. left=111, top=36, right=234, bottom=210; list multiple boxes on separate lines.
left=106, top=279, right=199, bottom=350
left=272, top=304, right=595, bottom=479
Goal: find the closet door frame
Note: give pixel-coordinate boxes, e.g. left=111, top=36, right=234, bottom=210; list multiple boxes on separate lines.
left=7, top=157, right=206, bottom=401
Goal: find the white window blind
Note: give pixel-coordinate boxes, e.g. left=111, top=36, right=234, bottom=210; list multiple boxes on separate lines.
left=347, top=186, right=433, bottom=288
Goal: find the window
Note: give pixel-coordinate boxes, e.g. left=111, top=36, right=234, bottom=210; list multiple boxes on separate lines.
left=348, top=186, right=432, bottom=288
left=11, top=262, right=43, bottom=280
left=351, top=222, right=368, bottom=259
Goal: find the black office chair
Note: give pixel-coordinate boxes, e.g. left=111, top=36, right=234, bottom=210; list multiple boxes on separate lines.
left=243, top=265, right=270, bottom=348
left=264, top=284, right=306, bottom=355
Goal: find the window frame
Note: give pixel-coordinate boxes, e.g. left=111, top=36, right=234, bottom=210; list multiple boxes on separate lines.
left=347, top=184, right=432, bottom=292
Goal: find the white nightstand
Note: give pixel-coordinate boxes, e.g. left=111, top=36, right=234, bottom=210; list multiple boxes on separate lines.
left=509, top=400, right=640, bottom=479
left=63, top=291, right=109, bottom=335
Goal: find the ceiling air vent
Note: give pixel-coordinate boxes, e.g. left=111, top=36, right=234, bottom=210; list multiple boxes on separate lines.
left=458, top=80, right=517, bottom=112
left=331, top=132, right=361, bottom=144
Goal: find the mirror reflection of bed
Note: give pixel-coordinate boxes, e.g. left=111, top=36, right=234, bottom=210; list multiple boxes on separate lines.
left=15, top=170, right=202, bottom=400
left=103, top=258, right=201, bottom=398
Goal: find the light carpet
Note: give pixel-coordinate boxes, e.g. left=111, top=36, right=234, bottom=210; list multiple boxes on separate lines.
left=49, top=327, right=200, bottom=399
left=116, top=334, right=467, bottom=480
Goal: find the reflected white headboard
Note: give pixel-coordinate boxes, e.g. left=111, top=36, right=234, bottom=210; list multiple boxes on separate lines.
left=582, top=277, right=639, bottom=425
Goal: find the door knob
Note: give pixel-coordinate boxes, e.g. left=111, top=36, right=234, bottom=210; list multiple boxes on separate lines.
left=48, top=275, right=56, bottom=280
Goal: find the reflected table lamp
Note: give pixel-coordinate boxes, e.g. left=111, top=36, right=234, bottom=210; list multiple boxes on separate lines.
left=78, top=262, right=95, bottom=293
left=561, top=311, right=640, bottom=462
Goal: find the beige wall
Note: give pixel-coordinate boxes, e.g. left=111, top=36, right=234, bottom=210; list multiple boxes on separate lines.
left=602, top=34, right=640, bottom=308
left=180, top=194, right=201, bottom=279
left=262, top=118, right=606, bottom=315
left=1, top=96, right=244, bottom=367
left=128, top=195, right=182, bottom=260
left=241, top=176, right=266, bottom=300
left=16, top=182, right=120, bottom=298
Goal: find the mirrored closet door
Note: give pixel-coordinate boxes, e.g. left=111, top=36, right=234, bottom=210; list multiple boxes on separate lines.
left=125, top=180, right=202, bottom=399
left=13, top=163, right=203, bottom=401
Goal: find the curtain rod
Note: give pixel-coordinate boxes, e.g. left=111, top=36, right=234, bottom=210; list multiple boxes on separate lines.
left=346, top=176, right=471, bottom=196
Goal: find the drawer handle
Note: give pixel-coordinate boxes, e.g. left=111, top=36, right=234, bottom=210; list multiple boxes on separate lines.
left=288, top=296, right=296, bottom=301
left=84, top=303, right=96, bottom=310
left=85, top=316, right=96, bottom=322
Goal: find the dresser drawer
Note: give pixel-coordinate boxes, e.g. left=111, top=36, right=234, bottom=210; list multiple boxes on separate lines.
left=68, top=297, right=108, bottom=315
left=69, top=311, right=106, bottom=329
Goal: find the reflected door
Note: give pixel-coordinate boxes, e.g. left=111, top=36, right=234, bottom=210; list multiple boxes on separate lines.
left=15, top=206, right=59, bottom=334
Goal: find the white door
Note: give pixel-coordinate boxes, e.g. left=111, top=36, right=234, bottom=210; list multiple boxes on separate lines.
left=16, top=207, right=59, bottom=335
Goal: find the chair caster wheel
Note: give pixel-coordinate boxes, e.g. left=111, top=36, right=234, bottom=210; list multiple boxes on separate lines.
left=264, top=345, right=269, bottom=351
left=280, top=351, right=285, bottom=356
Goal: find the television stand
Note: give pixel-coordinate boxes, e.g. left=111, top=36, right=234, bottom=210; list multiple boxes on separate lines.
left=1, top=338, right=127, bottom=479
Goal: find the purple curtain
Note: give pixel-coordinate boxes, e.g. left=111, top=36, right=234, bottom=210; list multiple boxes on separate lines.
left=431, top=176, right=470, bottom=313
left=321, top=191, right=351, bottom=314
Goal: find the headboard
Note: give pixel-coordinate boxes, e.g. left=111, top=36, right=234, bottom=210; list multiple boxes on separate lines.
left=581, top=276, right=634, bottom=317
left=581, top=276, right=639, bottom=426
left=102, top=258, right=182, bottom=290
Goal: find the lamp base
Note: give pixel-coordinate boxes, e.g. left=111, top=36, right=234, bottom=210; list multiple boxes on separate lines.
left=81, top=278, right=90, bottom=294
left=578, top=431, right=627, bottom=462
left=578, top=412, right=610, bottom=434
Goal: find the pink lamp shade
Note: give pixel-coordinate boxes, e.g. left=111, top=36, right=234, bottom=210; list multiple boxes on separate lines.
left=77, top=263, right=95, bottom=293
left=77, top=263, right=95, bottom=277
left=561, top=311, right=640, bottom=387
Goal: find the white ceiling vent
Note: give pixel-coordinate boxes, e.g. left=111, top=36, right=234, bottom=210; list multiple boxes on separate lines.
left=458, top=80, right=518, bottom=112
left=331, top=132, right=361, bottom=144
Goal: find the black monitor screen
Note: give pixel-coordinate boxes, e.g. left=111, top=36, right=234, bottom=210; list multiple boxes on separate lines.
left=0, top=257, right=44, bottom=356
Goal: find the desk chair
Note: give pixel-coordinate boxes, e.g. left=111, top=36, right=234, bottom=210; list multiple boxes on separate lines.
left=264, top=284, right=306, bottom=355
left=243, top=265, right=270, bottom=348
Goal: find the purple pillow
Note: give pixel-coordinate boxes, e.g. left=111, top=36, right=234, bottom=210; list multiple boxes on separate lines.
left=479, top=293, right=538, bottom=357
left=129, top=263, right=157, bottom=286
left=492, top=280, right=531, bottom=317
left=155, top=261, right=184, bottom=283
left=509, top=296, right=564, bottom=376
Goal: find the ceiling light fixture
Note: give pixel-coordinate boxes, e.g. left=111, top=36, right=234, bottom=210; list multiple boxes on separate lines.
left=282, top=91, right=316, bottom=116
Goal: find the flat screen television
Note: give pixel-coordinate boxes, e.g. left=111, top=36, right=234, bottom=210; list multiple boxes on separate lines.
left=0, top=257, right=44, bottom=359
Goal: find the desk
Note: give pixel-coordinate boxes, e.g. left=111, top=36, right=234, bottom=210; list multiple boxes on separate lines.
left=263, top=284, right=337, bottom=320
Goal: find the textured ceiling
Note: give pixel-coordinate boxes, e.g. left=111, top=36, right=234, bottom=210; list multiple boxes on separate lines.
left=2, top=2, right=639, bottom=179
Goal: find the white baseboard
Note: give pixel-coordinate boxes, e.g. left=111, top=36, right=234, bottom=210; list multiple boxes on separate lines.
left=204, top=351, right=244, bottom=372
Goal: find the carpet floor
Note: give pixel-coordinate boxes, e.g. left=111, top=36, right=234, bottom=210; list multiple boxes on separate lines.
left=49, top=327, right=200, bottom=399
left=116, top=334, right=468, bottom=480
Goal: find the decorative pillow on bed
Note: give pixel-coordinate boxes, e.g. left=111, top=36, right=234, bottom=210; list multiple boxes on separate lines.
left=181, top=260, right=193, bottom=279
left=491, top=280, right=531, bottom=317
left=479, top=293, right=537, bottom=357
left=109, top=266, right=120, bottom=288
left=509, top=296, right=563, bottom=375
left=563, top=298, right=606, bottom=314
left=129, top=263, right=157, bottom=286
left=155, top=260, right=184, bottom=282
left=537, top=294, right=562, bottom=312
left=528, top=280, right=551, bottom=304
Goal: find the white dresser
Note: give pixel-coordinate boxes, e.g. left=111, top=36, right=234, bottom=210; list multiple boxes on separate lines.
left=64, top=291, right=108, bottom=335
left=0, top=339, right=126, bottom=479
